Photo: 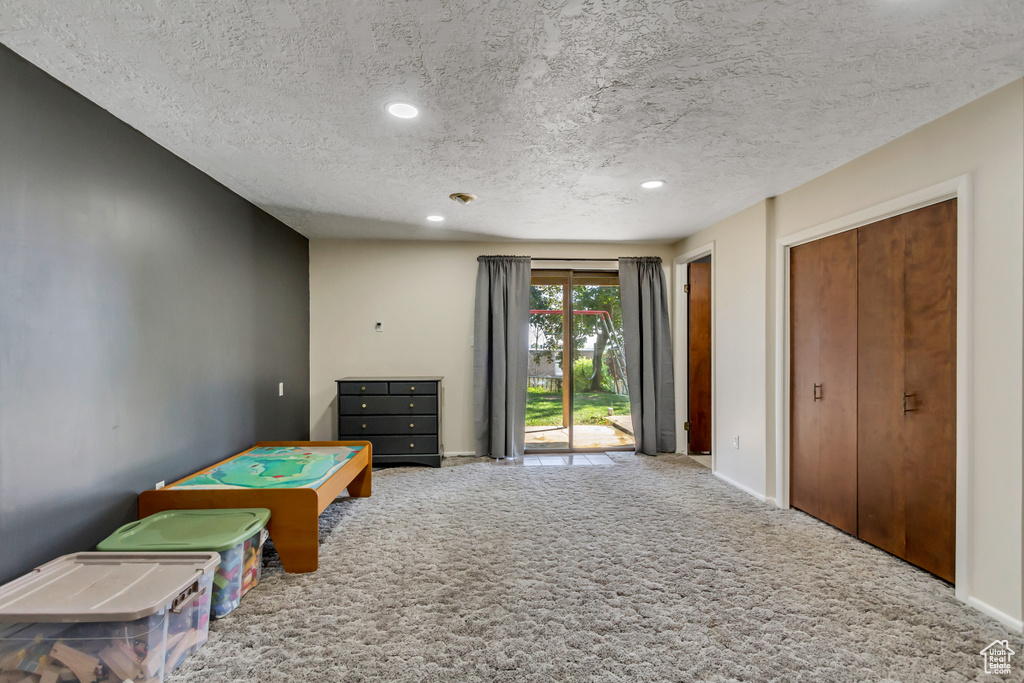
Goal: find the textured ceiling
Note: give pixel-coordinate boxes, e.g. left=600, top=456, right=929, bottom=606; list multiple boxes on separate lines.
left=1, top=1, right=1022, bottom=242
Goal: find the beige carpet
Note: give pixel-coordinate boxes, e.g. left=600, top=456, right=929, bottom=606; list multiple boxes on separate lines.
left=170, top=453, right=1020, bottom=682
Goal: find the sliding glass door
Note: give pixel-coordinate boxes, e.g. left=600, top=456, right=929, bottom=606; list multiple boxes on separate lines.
left=526, top=270, right=633, bottom=452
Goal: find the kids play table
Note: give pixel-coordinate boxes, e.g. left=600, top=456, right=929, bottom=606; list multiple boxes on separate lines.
left=138, top=441, right=371, bottom=573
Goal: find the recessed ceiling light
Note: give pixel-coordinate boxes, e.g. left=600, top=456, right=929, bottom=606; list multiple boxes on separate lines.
left=386, top=102, right=419, bottom=119
left=426, top=215, right=445, bottom=222
left=640, top=179, right=665, bottom=189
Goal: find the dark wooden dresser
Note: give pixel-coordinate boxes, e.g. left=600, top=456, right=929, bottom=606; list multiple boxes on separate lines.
left=336, top=377, right=442, bottom=467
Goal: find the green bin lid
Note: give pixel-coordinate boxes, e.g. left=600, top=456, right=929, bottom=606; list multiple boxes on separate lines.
left=97, top=508, right=271, bottom=553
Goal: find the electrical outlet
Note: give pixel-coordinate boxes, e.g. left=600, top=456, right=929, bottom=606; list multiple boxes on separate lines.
left=155, top=480, right=165, bottom=490
left=733, top=435, right=739, bottom=449
left=279, top=382, right=284, bottom=396
left=375, top=321, right=383, bottom=332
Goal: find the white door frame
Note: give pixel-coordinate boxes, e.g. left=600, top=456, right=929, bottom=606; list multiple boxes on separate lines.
left=774, top=175, right=973, bottom=601
left=674, top=243, right=715, bottom=468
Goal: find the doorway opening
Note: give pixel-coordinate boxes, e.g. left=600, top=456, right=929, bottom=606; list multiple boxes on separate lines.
left=525, top=269, right=634, bottom=452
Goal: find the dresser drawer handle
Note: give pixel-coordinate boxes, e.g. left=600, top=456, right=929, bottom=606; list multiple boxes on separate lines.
left=410, top=443, right=415, bottom=448
left=409, top=403, right=414, bottom=408
left=361, top=403, right=366, bottom=409
left=410, top=386, right=415, bottom=391
left=361, top=386, right=366, bottom=391
left=409, top=423, right=414, bottom=428
left=362, top=424, right=367, bottom=429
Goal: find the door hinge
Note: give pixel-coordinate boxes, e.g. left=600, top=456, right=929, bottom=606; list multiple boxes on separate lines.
left=684, top=284, right=690, bottom=294
left=684, top=421, right=690, bottom=431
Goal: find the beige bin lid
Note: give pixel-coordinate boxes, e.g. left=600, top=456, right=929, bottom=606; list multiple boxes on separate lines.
left=0, top=552, right=220, bottom=623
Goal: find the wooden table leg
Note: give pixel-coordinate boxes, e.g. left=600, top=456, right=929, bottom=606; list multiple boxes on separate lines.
left=346, top=462, right=372, bottom=498
left=267, top=494, right=321, bottom=573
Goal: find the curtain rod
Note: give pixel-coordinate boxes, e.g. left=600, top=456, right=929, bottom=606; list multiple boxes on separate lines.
left=530, top=257, right=619, bottom=262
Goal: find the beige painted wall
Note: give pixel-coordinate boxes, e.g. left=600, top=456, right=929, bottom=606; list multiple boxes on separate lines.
left=673, top=78, right=1024, bottom=624
left=309, top=240, right=675, bottom=453
left=675, top=201, right=770, bottom=498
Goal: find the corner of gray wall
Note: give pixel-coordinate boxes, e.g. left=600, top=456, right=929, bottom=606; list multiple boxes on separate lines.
left=0, top=45, right=310, bottom=582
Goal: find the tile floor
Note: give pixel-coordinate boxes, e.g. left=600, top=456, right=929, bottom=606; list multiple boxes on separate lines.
left=491, top=453, right=708, bottom=468
left=688, top=455, right=712, bottom=468
left=501, top=453, right=618, bottom=466
left=524, top=453, right=616, bottom=466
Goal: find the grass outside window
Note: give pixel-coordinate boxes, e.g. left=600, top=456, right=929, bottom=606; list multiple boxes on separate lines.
left=525, top=389, right=631, bottom=426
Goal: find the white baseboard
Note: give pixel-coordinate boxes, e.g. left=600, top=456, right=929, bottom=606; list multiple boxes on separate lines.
left=442, top=451, right=477, bottom=458
left=713, top=471, right=768, bottom=503
left=966, top=596, right=1024, bottom=633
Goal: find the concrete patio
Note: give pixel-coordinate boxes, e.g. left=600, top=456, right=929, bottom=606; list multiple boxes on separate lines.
left=525, top=419, right=633, bottom=450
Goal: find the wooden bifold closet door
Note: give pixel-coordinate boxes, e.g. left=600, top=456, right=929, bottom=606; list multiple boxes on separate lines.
left=790, top=231, right=858, bottom=535
left=858, top=199, right=957, bottom=582
left=791, top=199, right=956, bottom=582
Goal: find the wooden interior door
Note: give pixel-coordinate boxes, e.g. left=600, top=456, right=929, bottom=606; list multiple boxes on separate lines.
left=903, top=199, right=957, bottom=582
left=815, top=231, right=858, bottom=534
left=790, top=241, right=821, bottom=517
left=687, top=262, right=712, bottom=453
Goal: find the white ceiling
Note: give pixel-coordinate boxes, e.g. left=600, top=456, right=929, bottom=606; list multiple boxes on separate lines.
left=2, top=1, right=1022, bottom=243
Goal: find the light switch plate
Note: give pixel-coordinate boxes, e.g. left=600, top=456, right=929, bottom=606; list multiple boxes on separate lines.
left=733, top=435, right=739, bottom=449
left=375, top=321, right=383, bottom=332
left=279, top=382, right=284, bottom=396
left=155, top=480, right=165, bottom=490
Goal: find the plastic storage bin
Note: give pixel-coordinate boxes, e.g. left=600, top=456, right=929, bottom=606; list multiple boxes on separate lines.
left=0, top=552, right=218, bottom=682
left=97, top=508, right=270, bottom=619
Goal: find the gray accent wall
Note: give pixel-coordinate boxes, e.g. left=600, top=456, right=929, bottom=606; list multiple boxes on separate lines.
left=0, top=45, right=310, bottom=583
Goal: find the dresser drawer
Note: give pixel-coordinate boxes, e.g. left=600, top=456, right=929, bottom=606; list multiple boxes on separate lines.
left=339, top=416, right=437, bottom=435
left=388, top=381, right=437, bottom=395
left=338, top=395, right=438, bottom=415
left=337, top=381, right=388, bottom=395
left=371, top=436, right=439, bottom=455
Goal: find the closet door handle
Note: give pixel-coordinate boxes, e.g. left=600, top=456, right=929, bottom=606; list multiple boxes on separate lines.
left=813, top=384, right=822, bottom=401
left=903, top=393, right=918, bottom=415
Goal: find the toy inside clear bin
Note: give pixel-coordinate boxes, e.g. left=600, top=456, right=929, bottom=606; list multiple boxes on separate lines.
left=242, top=528, right=268, bottom=596
left=0, top=613, right=168, bottom=681
left=165, top=568, right=214, bottom=674
left=0, top=552, right=219, bottom=683
left=211, top=528, right=268, bottom=619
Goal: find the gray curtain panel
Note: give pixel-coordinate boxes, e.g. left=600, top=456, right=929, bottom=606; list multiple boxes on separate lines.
left=473, top=255, right=531, bottom=458
left=619, top=256, right=677, bottom=455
